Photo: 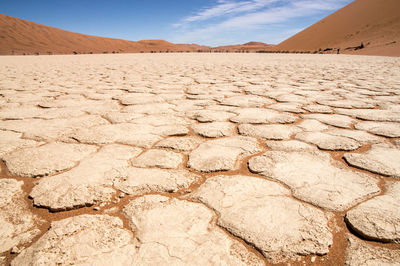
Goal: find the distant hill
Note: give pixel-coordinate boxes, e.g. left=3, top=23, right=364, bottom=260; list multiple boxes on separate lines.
left=243, top=42, right=268, bottom=46
left=273, top=0, right=400, bottom=56
left=213, top=42, right=274, bottom=52
left=0, top=14, right=210, bottom=55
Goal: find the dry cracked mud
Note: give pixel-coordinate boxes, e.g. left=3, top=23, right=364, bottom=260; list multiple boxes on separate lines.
left=1, top=53, right=400, bottom=265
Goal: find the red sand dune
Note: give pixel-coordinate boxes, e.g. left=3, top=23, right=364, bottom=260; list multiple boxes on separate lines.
left=273, top=0, right=400, bottom=56
left=0, top=14, right=210, bottom=55
left=0, top=13, right=270, bottom=55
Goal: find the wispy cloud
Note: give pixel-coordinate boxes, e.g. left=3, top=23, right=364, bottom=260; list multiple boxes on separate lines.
left=174, top=0, right=280, bottom=26
left=170, top=0, right=351, bottom=46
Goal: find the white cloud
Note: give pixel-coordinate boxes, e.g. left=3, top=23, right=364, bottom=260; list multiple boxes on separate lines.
left=170, top=0, right=352, bottom=46
left=217, top=0, right=345, bottom=29
left=174, top=0, right=280, bottom=26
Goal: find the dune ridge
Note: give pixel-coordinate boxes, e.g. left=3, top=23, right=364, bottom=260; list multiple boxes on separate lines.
left=0, top=13, right=272, bottom=55
left=0, top=14, right=211, bottom=55
left=273, top=0, right=400, bottom=56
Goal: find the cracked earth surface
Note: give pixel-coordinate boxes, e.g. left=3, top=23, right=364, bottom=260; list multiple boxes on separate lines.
left=0, top=53, right=400, bottom=265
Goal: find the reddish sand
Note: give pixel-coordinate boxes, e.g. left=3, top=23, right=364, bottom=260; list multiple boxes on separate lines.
left=0, top=13, right=271, bottom=55
left=0, top=14, right=210, bottom=55
left=273, top=0, right=400, bottom=56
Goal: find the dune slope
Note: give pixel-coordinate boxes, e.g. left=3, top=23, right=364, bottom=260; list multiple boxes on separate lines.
left=273, top=0, right=400, bottom=56
left=0, top=14, right=209, bottom=55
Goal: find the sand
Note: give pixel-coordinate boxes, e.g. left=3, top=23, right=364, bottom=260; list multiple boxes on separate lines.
left=274, top=0, right=400, bottom=56
left=0, top=13, right=269, bottom=55
left=0, top=14, right=210, bottom=55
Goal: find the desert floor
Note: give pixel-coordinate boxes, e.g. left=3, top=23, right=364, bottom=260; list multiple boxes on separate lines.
left=1, top=53, right=400, bottom=265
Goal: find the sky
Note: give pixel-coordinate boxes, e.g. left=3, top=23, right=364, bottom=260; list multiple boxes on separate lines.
left=0, top=0, right=353, bottom=46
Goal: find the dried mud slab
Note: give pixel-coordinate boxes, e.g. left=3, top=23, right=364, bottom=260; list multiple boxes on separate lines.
left=122, top=103, right=176, bottom=116
left=130, top=149, right=183, bottom=169
left=344, top=144, right=400, bottom=178
left=69, top=123, right=186, bottom=148
left=318, top=100, right=375, bottom=109
left=345, top=182, right=400, bottom=242
left=110, top=167, right=200, bottom=195
left=297, top=119, right=329, bottom=131
left=38, top=96, right=114, bottom=109
left=103, top=112, right=144, bottom=123
left=219, top=95, right=273, bottom=107
left=0, top=115, right=108, bottom=141
left=0, top=130, right=41, bottom=158
left=265, top=140, right=316, bottom=151
left=273, top=93, right=311, bottom=104
left=301, top=114, right=355, bottom=129
left=127, top=114, right=189, bottom=127
left=12, top=215, right=138, bottom=265
left=268, top=103, right=305, bottom=113
left=248, top=151, right=380, bottom=211
left=302, top=104, right=333, bottom=114
left=0, top=106, right=46, bottom=120
left=238, top=124, right=301, bottom=140
left=325, top=128, right=384, bottom=144
left=115, top=93, right=164, bottom=105
left=154, top=136, right=203, bottom=151
left=189, top=175, right=332, bottom=263
left=355, top=121, right=400, bottom=138
left=30, top=144, right=142, bottom=211
left=230, top=108, right=297, bottom=124
left=188, top=136, right=261, bottom=172
left=156, top=124, right=189, bottom=136
left=345, top=235, right=400, bottom=266
left=3, top=142, right=97, bottom=177
left=0, top=179, right=42, bottom=253
left=295, top=131, right=362, bottom=151
left=191, top=122, right=235, bottom=138
left=123, top=195, right=264, bottom=265
left=1, top=106, right=91, bottom=121
left=187, top=110, right=235, bottom=122
left=336, top=109, right=400, bottom=123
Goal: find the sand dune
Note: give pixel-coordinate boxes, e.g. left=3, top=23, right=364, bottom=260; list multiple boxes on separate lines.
left=0, top=14, right=210, bottom=55
left=273, top=0, right=400, bottom=56
left=0, top=13, right=271, bottom=55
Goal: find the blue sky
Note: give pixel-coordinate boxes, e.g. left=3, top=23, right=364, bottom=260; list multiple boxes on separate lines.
left=1, top=0, right=353, bottom=46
